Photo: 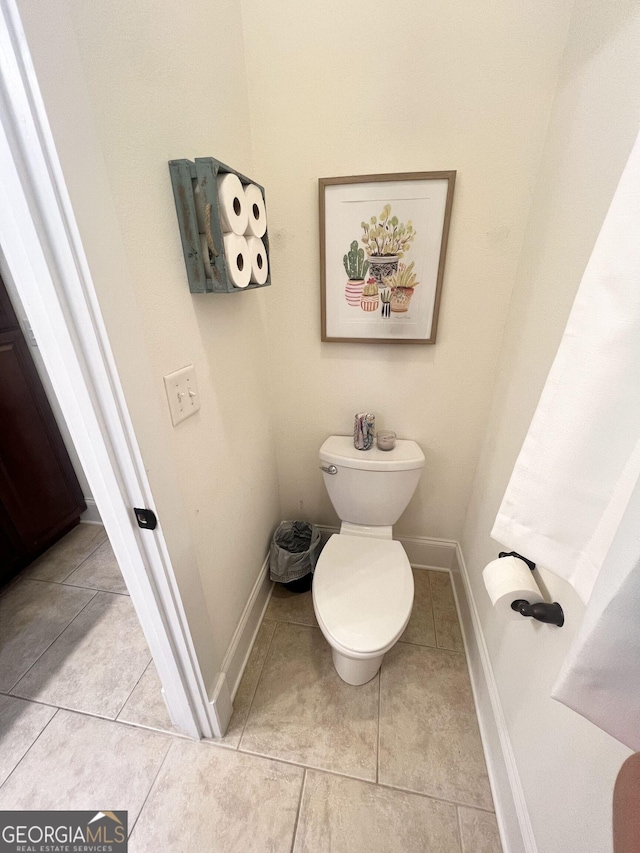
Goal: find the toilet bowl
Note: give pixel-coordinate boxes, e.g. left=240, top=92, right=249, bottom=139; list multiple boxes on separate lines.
left=313, top=534, right=414, bottom=684
left=313, top=435, right=425, bottom=685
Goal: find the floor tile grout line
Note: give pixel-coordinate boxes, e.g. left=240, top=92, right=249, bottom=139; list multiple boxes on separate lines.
left=376, top=667, right=381, bottom=784
left=428, top=569, right=443, bottom=649
left=113, top=716, right=190, bottom=740
left=114, top=657, right=154, bottom=721
left=0, top=689, right=121, bottom=725
left=23, top=576, right=130, bottom=597
left=282, top=621, right=320, bottom=632
left=127, top=738, right=174, bottom=839
left=233, top=744, right=495, bottom=814
left=0, top=527, right=107, bottom=596
left=0, top=707, right=59, bottom=792
left=431, top=571, right=465, bottom=653
left=455, top=804, right=465, bottom=853
left=267, top=615, right=462, bottom=651
left=396, top=638, right=465, bottom=655
left=5, top=589, right=100, bottom=694
left=59, top=529, right=110, bottom=583
left=236, top=619, right=281, bottom=750
left=64, top=584, right=130, bottom=597
left=40, top=529, right=109, bottom=585
left=289, top=769, right=307, bottom=853
left=267, top=616, right=318, bottom=629
left=0, top=690, right=192, bottom=741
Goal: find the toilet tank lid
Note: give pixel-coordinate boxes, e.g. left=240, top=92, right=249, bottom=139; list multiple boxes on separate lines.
left=319, top=435, right=425, bottom=472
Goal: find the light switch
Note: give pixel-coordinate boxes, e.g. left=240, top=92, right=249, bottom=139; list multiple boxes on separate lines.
left=163, top=364, right=200, bottom=426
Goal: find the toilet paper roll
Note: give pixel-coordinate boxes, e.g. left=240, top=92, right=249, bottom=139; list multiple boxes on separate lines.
left=217, top=173, right=249, bottom=235
left=223, top=233, right=251, bottom=289
left=247, top=236, right=268, bottom=284
left=483, top=556, right=544, bottom=620
left=192, top=179, right=207, bottom=233
left=244, top=183, right=267, bottom=238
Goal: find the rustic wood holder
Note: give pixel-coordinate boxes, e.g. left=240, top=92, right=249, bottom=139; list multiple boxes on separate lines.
left=168, top=156, right=270, bottom=294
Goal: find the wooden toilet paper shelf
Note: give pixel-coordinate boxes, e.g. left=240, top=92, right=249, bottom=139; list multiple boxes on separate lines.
left=168, top=156, right=271, bottom=294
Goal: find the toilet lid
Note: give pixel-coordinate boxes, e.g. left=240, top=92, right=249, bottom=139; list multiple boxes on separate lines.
left=313, top=535, right=414, bottom=655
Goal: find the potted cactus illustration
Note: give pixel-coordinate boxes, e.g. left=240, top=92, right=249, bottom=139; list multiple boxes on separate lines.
left=385, top=262, right=419, bottom=313
left=360, top=278, right=379, bottom=312
left=343, top=240, right=370, bottom=306
left=361, top=204, right=416, bottom=287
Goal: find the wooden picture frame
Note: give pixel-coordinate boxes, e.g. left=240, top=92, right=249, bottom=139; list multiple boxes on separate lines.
left=319, top=171, right=455, bottom=344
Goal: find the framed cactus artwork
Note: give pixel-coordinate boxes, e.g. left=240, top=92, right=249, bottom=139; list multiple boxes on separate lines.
left=319, top=171, right=455, bottom=343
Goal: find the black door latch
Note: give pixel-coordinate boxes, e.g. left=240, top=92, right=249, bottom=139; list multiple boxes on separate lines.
left=134, top=507, right=157, bottom=530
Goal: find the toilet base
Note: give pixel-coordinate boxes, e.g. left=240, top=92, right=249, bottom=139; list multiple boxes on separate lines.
left=331, top=647, right=384, bottom=685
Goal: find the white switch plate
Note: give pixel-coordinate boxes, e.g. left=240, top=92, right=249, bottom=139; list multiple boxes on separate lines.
left=163, top=364, right=200, bottom=426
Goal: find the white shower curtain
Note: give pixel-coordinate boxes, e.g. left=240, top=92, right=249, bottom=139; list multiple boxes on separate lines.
left=552, top=470, right=640, bottom=749
left=491, top=128, right=640, bottom=748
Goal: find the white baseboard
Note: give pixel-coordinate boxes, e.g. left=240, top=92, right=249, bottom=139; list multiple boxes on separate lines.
left=218, top=553, right=273, bottom=703
left=80, top=498, right=102, bottom=524
left=209, top=672, right=233, bottom=737
left=452, top=543, right=534, bottom=853
left=397, top=534, right=457, bottom=570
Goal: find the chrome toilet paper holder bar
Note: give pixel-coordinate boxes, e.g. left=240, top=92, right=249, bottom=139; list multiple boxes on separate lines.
left=498, top=551, right=565, bottom=627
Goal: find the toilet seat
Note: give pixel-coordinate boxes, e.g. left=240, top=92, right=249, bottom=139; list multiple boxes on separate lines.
left=313, top=534, right=414, bottom=657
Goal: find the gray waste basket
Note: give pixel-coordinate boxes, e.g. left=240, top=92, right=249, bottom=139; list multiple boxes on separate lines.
left=270, top=521, right=321, bottom=588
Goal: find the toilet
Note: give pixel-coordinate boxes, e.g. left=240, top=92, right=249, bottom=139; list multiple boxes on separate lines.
left=313, top=435, right=425, bottom=685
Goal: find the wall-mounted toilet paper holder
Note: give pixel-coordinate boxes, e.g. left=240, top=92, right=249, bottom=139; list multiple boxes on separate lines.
left=498, top=551, right=565, bottom=627
left=168, top=156, right=270, bottom=295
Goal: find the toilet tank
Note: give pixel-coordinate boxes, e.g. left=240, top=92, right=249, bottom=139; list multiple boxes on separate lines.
left=319, top=435, right=425, bottom=527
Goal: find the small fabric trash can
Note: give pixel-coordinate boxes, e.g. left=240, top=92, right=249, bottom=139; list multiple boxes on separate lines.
left=270, top=521, right=321, bottom=590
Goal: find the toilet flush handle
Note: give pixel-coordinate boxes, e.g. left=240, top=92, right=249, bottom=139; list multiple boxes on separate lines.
left=319, top=464, right=338, bottom=475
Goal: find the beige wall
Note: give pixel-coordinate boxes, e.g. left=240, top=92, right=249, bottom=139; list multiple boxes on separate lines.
left=460, top=2, right=640, bottom=850
left=240, top=0, right=573, bottom=538
left=18, top=0, right=282, bottom=689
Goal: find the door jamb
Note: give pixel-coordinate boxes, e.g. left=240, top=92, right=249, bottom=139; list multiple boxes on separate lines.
left=0, top=0, right=222, bottom=739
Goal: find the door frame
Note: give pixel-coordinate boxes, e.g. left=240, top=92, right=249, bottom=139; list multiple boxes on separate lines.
left=0, top=0, right=221, bottom=739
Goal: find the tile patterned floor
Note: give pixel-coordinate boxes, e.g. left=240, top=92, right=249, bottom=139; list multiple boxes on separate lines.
left=0, top=525, right=155, bottom=723
left=239, top=621, right=379, bottom=780
left=0, top=529, right=503, bottom=852
left=13, top=592, right=152, bottom=718
left=21, top=523, right=108, bottom=584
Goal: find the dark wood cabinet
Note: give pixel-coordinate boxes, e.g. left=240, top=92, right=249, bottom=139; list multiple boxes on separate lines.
left=0, top=275, right=85, bottom=584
